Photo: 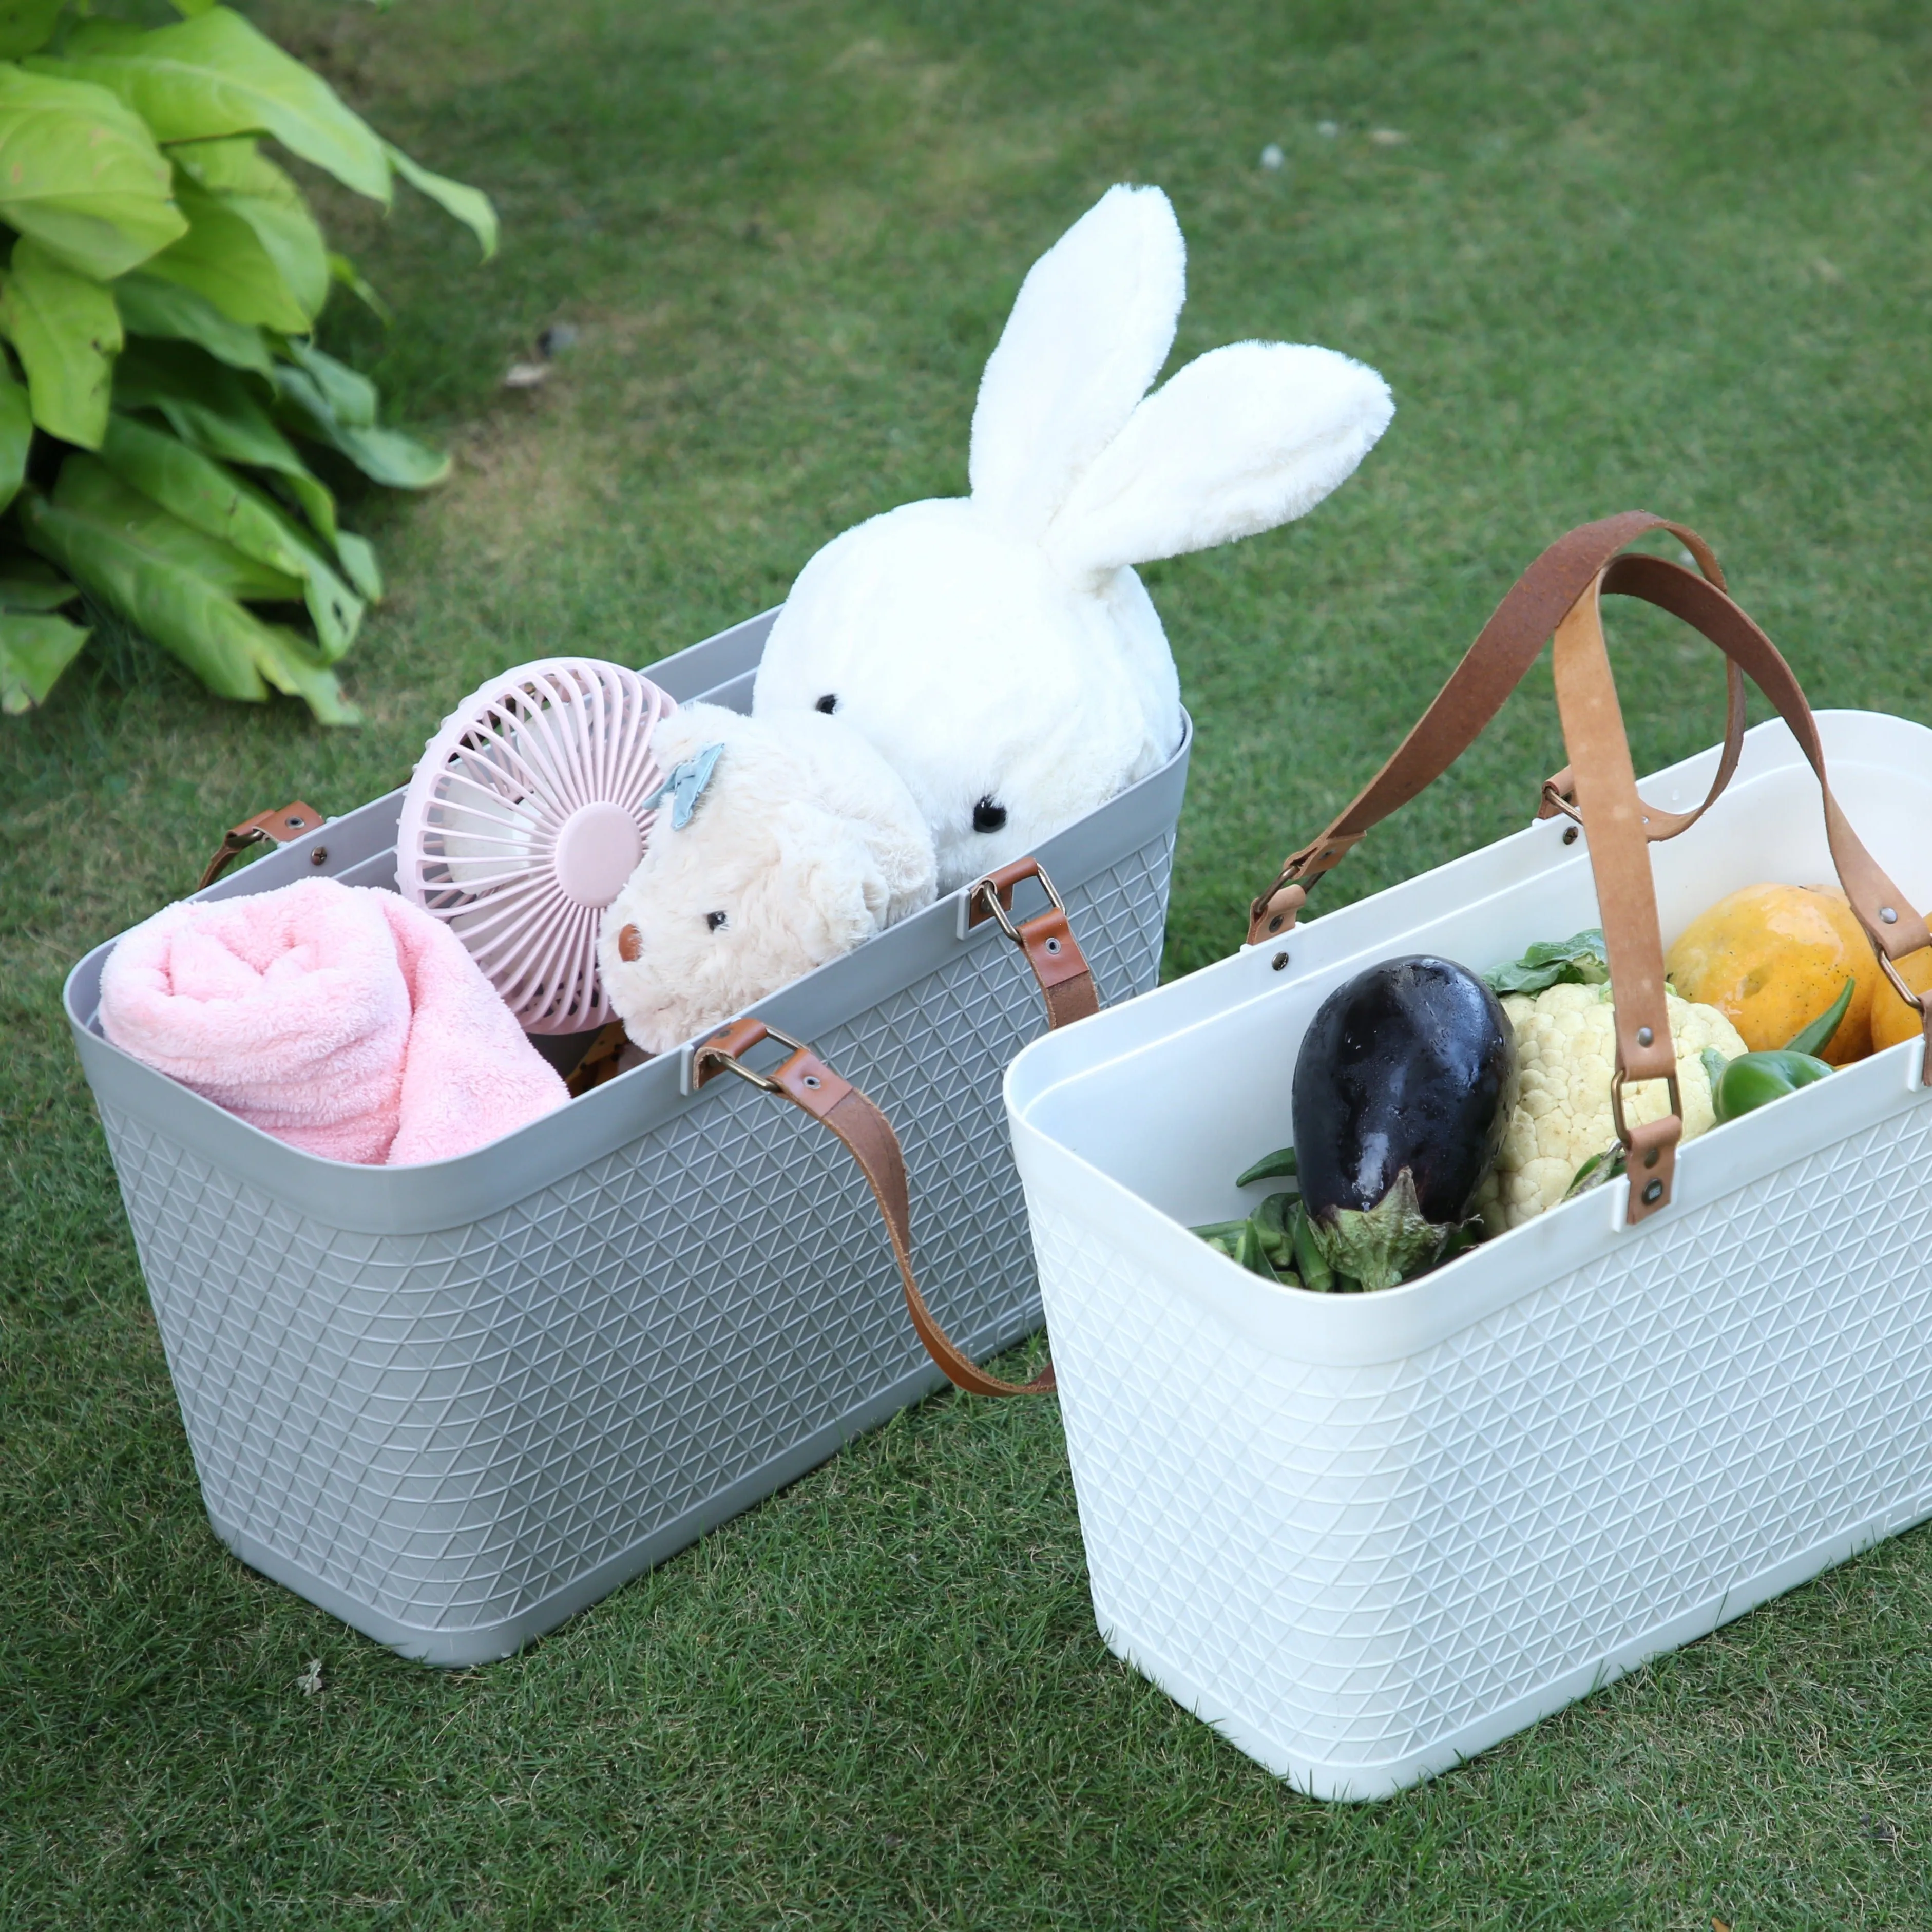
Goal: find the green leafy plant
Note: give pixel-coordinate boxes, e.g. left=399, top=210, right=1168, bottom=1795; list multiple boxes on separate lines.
left=0, top=1, right=496, bottom=721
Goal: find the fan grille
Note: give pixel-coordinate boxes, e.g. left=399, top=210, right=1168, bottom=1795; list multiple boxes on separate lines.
left=395, top=659, right=677, bottom=1033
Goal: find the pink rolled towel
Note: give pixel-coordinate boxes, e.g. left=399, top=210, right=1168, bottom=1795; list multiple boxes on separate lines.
left=98, top=876, right=569, bottom=1164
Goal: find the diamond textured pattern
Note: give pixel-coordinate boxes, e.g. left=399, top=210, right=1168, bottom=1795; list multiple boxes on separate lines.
left=97, top=834, right=1173, bottom=1642
left=1031, top=1100, right=1932, bottom=1786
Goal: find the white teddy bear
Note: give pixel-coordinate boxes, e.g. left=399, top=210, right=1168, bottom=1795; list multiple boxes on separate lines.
left=753, top=181, right=1395, bottom=890
left=597, top=702, right=934, bottom=1054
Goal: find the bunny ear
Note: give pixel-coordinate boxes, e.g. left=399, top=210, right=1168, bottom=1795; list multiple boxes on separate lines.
left=1043, top=342, right=1394, bottom=580
left=968, top=184, right=1185, bottom=540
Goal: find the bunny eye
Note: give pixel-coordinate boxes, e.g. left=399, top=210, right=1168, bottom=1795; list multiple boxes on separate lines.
left=815, top=694, right=838, bottom=714
left=972, top=796, right=1007, bottom=833
left=705, top=910, right=729, bottom=932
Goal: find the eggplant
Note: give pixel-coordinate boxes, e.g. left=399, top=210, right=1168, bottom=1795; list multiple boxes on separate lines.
left=1291, top=955, right=1515, bottom=1289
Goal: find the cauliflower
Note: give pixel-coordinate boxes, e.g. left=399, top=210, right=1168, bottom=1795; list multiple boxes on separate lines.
left=1474, top=981, right=1747, bottom=1234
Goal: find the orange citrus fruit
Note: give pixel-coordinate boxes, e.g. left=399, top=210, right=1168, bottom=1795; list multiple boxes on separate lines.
left=1665, top=882, right=1878, bottom=1064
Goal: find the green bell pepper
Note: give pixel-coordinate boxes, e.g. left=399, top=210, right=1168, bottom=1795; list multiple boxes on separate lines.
left=1705, top=1046, right=1834, bottom=1124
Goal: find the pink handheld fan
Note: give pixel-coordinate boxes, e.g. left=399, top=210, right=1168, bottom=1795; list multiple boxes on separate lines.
left=396, top=658, right=677, bottom=1033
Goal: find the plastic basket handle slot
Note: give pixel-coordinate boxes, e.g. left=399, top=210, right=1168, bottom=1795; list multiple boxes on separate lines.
left=198, top=801, right=327, bottom=892
left=690, top=860, right=1097, bottom=1397
left=1248, top=511, right=1932, bottom=1225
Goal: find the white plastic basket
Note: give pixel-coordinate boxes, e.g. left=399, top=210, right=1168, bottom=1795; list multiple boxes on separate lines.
left=1007, top=646, right=1932, bottom=1794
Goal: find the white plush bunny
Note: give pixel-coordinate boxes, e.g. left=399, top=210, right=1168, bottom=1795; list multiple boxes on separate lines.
left=752, top=182, right=1395, bottom=891
left=597, top=702, right=935, bottom=1054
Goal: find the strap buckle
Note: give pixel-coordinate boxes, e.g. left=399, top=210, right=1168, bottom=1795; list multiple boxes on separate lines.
left=1608, top=1066, right=1680, bottom=1149
left=1879, top=949, right=1927, bottom=1018
left=691, top=1017, right=809, bottom=1095
left=965, top=856, right=1065, bottom=942
left=198, top=800, right=326, bottom=892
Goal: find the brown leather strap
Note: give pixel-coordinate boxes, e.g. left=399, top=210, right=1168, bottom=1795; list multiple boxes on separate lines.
left=1248, top=513, right=1733, bottom=943
left=967, top=857, right=1100, bottom=1026
left=1255, top=513, right=1932, bottom=1217
left=1555, top=565, right=1932, bottom=1108
left=199, top=801, right=326, bottom=891
left=693, top=1018, right=1056, bottom=1398
left=1550, top=587, right=1681, bottom=1221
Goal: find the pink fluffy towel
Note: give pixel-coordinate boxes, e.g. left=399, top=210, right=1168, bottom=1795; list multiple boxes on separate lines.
left=98, top=876, right=569, bottom=1165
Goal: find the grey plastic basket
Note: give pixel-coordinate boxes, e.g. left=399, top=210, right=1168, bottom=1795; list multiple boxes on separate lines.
left=65, top=608, right=1190, bottom=1665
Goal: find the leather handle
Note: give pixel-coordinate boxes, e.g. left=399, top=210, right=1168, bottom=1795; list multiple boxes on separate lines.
left=688, top=860, right=1098, bottom=1398
left=199, top=801, right=326, bottom=892
left=1248, top=512, right=1735, bottom=944
left=966, top=856, right=1100, bottom=1028
left=1251, top=511, right=1932, bottom=1222
left=694, top=1019, right=1056, bottom=1399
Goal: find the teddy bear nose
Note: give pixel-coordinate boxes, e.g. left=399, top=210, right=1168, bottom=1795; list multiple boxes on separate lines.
left=815, top=694, right=838, bottom=714
left=706, top=911, right=729, bottom=931
left=617, top=924, right=642, bottom=962
left=972, top=796, right=1007, bottom=833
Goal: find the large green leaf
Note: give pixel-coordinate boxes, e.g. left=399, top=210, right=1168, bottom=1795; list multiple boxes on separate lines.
left=0, top=0, right=65, bottom=61
left=0, top=607, right=89, bottom=711
left=327, top=250, right=390, bottom=326
left=386, top=142, right=498, bottom=261
left=283, top=339, right=375, bottom=427
left=0, top=236, right=123, bottom=447
left=274, top=362, right=450, bottom=488
left=144, top=179, right=316, bottom=331
left=0, top=553, right=80, bottom=610
left=113, top=337, right=340, bottom=545
left=0, top=361, right=31, bottom=515
left=30, top=8, right=392, bottom=204
left=112, top=270, right=273, bottom=374
left=170, top=138, right=328, bottom=317
left=17, top=483, right=357, bottom=721
left=0, top=64, right=185, bottom=279
left=98, top=413, right=363, bottom=658
left=56, top=451, right=302, bottom=601
left=333, top=528, right=381, bottom=603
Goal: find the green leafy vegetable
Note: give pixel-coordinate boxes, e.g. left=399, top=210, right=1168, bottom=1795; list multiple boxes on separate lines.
left=1483, top=928, right=1611, bottom=997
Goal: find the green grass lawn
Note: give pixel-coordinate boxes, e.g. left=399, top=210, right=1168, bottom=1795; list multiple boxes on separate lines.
left=9, top=0, right=1932, bottom=1923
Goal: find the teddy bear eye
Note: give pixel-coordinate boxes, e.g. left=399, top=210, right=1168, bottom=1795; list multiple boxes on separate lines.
left=972, top=796, right=1007, bottom=833
left=706, top=910, right=729, bottom=932
left=815, top=694, right=837, bottom=714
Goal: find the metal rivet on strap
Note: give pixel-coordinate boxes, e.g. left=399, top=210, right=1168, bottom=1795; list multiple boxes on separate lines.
left=1268, top=915, right=1284, bottom=933
left=1045, top=936, right=1061, bottom=954
left=1882, top=906, right=1899, bottom=924
left=1643, top=1179, right=1663, bottom=1204
left=1636, top=1026, right=1654, bottom=1047
left=802, top=1074, right=821, bottom=1089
